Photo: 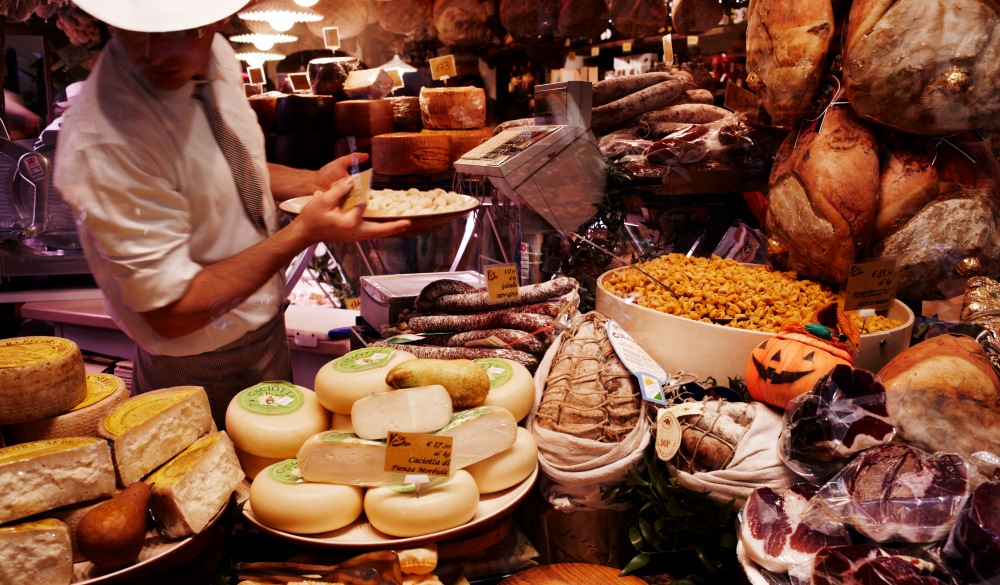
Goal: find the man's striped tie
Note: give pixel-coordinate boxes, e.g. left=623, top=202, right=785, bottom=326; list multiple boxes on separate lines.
left=193, top=81, right=267, bottom=232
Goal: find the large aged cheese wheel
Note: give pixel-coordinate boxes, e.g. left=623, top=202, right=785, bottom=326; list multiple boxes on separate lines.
left=843, top=0, right=1000, bottom=135
left=373, top=0, right=433, bottom=35
left=306, top=56, right=362, bottom=98
left=500, top=0, right=559, bottom=39
left=372, top=132, right=452, bottom=175
left=878, top=333, right=1000, bottom=461
left=609, top=0, right=667, bottom=39
left=670, top=0, right=724, bottom=35
left=871, top=134, right=1000, bottom=300
left=765, top=105, right=879, bottom=284
left=745, top=0, right=834, bottom=127
left=0, top=336, right=86, bottom=426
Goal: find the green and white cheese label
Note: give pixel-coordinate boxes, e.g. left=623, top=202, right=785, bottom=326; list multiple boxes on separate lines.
left=475, top=358, right=513, bottom=388
left=268, top=459, right=306, bottom=484
left=238, top=381, right=303, bottom=415
left=332, top=347, right=396, bottom=373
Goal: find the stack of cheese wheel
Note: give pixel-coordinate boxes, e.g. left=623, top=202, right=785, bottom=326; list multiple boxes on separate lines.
left=418, top=86, right=491, bottom=166
left=332, top=67, right=400, bottom=160
left=243, top=348, right=539, bottom=539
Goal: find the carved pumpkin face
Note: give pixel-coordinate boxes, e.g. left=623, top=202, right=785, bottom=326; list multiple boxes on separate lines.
left=745, top=333, right=853, bottom=409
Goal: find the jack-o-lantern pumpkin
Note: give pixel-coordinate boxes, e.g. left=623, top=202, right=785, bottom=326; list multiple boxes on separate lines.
left=745, top=302, right=860, bottom=409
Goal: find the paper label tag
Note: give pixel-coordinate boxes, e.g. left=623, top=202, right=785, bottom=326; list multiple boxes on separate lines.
left=686, top=35, right=699, bottom=47
left=287, top=72, right=311, bottom=93
left=384, top=432, right=453, bottom=477
left=662, top=34, right=673, bottom=65
left=345, top=297, right=361, bottom=310
left=622, top=40, right=633, bottom=53
left=668, top=401, right=704, bottom=419
left=342, top=168, right=372, bottom=212
left=465, top=336, right=510, bottom=349
left=842, top=256, right=899, bottom=312
left=605, top=320, right=667, bottom=405
left=724, top=81, right=760, bottom=122
left=430, top=55, right=457, bottom=81
left=246, top=66, right=265, bottom=85
left=323, top=26, right=340, bottom=50
left=386, top=68, right=404, bottom=90
left=591, top=47, right=600, bottom=57
left=486, top=263, right=520, bottom=304
left=654, top=408, right=682, bottom=461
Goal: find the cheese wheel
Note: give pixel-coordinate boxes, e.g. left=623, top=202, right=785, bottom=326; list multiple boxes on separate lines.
left=475, top=358, right=535, bottom=422
left=387, top=96, right=423, bottom=132
left=0, top=519, right=73, bottom=585
left=233, top=445, right=282, bottom=480
left=146, top=431, right=245, bottom=539
left=0, top=437, right=116, bottom=524
left=364, top=470, right=480, bottom=537
left=100, top=386, right=216, bottom=486
left=297, top=430, right=406, bottom=486
left=371, top=132, right=451, bottom=175
left=342, top=68, right=394, bottom=100
left=420, top=128, right=493, bottom=163
left=0, top=336, right=87, bottom=425
left=2, top=373, right=129, bottom=444
left=314, top=347, right=417, bottom=414
left=464, top=426, right=537, bottom=494
left=435, top=406, right=518, bottom=469
left=334, top=99, right=395, bottom=137
left=419, top=87, right=487, bottom=129
left=249, top=459, right=364, bottom=534
left=225, top=381, right=331, bottom=459
left=331, top=412, right=355, bottom=433
left=351, top=384, right=454, bottom=440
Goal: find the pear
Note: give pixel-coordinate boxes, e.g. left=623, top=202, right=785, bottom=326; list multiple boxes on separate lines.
left=77, top=481, right=151, bottom=570
left=386, top=358, right=491, bottom=408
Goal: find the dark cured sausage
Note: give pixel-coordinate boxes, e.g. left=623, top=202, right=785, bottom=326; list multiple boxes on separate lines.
left=422, top=328, right=554, bottom=355
left=591, top=76, right=692, bottom=136
left=428, top=276, right=578, bottom=314
left=371, top=341, right=540, bottom=371
left=406, top=311, right=553, bottom=334
left=413, top=279, right=480, bottom=312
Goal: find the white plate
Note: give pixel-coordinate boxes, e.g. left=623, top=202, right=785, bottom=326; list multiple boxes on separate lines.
left=236, top=464, right=537, bottom=549
left=278, top=194, right=480, bottom=219
left=72, top=506, right=224, bottom=584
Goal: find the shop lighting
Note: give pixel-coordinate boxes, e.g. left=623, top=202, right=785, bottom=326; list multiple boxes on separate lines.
left=293, top=0, right=320, bottom=6
left=235, top=51, right=287, bottom=68
left=229, top=32, right=297, bottom=51
left=238, top=0, right=323, bottom=33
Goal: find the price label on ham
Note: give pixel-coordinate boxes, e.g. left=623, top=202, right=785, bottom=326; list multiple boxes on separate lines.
left=605, top=320, right=667, bottom=405
left=485, top=263, right=520, bottom=304
left=384, top=432, right=453, bottom=477
left=429, top=55, right=457, bottom=81
left=842, top=256, right=899, bottom=312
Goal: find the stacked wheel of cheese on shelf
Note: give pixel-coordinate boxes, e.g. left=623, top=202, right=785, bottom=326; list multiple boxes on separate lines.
left=0, top=336, right=245, bottom=584
left=232, top=347, right=539, bottom=540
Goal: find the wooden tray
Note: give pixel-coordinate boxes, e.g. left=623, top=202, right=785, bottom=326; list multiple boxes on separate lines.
left=498, top=563, right=646, bottom=584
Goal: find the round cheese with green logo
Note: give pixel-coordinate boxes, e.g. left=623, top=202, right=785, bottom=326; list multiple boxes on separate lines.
left=363, top=469, right=479, bottom=537
left=314, top=347, right=416, bottom=414
left=225, top=381, right=330, bottom=459
left=475, top=357, right=535, bottom=422
left=249, top=459, right=364, bottom=535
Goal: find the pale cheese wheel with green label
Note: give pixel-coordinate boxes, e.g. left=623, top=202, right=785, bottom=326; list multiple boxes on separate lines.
left=435, top=406, right=518, bottom=469
left=225, top=381, right=330, bottom=459
left=0, top=519, right=73, bottom=585
left=2, top=373, right=129, bottom=444
left=364, top=470, right=480, bottom=537
left=0, top=437, right=115, bottom=524
left=465, top=426, right=538, bottom=494
left=0, top=336, right=87, bottom=425
left=297, top=430, right=406, bottom=486
left=475, top=358, right=535, bottom=422
left=331, top=412, right=355, bottom=433
left=146, top=431, right=245, bottom=539
left=314, top=347, right=417, bottom=414
left=233, top=445, right=282, bottom=480
left=249, top=459, right=364, bottom=534
left=100, top=386, right=216, bottom=486
left=350, top=384, right=453, bottom=440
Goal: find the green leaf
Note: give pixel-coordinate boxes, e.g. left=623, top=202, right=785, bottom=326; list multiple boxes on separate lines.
left=628, top=466, right=651, bottom=487
left=620, top=552, right=651, bottom=575
left=628, top=525, right=645, bottom=551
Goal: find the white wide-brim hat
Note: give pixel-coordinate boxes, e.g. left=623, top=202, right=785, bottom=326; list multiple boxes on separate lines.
left=72, top=0, right=252, bottom=33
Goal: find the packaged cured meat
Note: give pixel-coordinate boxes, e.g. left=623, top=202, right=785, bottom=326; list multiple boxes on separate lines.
left=813, top=444, right=971, bottom=544
left=942, top=480, right=1000, bottom=584
left=790, top=544, right=949, bottom=585
left=779, top=364, right=895, bottom=483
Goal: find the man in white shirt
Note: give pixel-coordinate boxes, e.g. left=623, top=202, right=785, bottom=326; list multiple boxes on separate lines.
left=55, top=0, right=409, bottom=427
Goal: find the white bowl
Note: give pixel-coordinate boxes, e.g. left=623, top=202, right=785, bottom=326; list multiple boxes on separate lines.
left=595, top=267, right=915, bottom=385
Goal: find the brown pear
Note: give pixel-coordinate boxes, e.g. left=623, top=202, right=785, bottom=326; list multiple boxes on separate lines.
left=77, top=481, right=151, bottom=570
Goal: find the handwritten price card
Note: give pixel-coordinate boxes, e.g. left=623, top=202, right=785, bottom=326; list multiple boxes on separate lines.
left=323, top=26, right=341, bottom=50
left=842, top=256, right=899, bottom=312
left=485, top=263, right=520, bottom=304
left=429, top=55, right=457, bottom=81
left=384, top=432, right=453, bottom=477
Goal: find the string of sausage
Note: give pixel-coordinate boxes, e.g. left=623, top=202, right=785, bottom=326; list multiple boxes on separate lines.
left=370, top=341, right=540, bottom=371
left=414, top=276, right=578, bottom=314
left=421, top=328, right=554, bottom=355
left=406, top=310, right=554, bottom=334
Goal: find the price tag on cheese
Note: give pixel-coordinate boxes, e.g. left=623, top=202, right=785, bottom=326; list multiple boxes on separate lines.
left=841, top=256, right=899, bottom=312
left=384, top=432, right=453, bottom=477
left=323, top=26, right=341, bottom=50
left=605, top=320, right=667, bottom=405
left=342, top=168, right=372, bottom=212
left=622, top=40, right=633, bottom=53
left=430, top=55, right=457, bottom=81
left=485, top=263, right=520, bottom=304
left=386, top=68, right=405, bottom=90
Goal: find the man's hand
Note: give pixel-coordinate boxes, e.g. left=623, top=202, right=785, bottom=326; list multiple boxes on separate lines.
left=294, top=174, right=410, bottom=243
left=314, top=152, right=369, bottom=192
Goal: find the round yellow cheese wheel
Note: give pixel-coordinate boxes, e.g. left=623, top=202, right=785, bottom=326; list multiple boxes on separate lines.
left=364, top=470, right=479, bottom=537
left=465, top=426, right=538, bottom=494
left=249, top=459, right=364, bottom=535
left=475, top=358, right=535, bottom=422
left=233, top=445, right=282, bottom=480
left=314, top=348, right=416, bottom=414
left=0, top=336, right=87, bottom=425
left=2, top=373, right=128, bottom=444
left=225, top=381, right=331, bottom=459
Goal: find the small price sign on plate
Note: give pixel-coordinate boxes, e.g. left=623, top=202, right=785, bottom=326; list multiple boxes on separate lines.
left=384, top=432, right=453, bottom=477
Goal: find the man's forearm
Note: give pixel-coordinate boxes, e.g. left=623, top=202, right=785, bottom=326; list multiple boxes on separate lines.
left=267, top=163, right=317, bottom=202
